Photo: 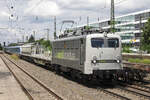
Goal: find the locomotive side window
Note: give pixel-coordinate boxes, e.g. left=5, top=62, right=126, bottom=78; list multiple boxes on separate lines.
left=108, top=38, right=119, bottom=48
left=91, top=38, right=104, bottom=48
left=80, top=39, right=84, bottom=44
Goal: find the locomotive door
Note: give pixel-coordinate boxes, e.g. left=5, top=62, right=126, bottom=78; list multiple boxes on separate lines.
left=80, top=39, right=84, bottom=65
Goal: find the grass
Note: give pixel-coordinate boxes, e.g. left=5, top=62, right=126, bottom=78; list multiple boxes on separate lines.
left=122, top=46, right=133, bottom=53
left=128, top=58, right=150, bottom=64
left=10, top=54, right=19, bottom=60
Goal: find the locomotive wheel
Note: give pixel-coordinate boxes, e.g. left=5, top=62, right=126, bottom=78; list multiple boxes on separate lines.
left=49, top=64, right=55, bottom=71
left=71, top=70, right=77, bottom=80
left=54, top=65, right=61, bottom=74
left=81, top=75, right=89, bottom=84
left=71, top=73, right=76, bottom=79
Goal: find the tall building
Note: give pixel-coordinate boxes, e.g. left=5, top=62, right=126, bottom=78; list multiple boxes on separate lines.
left=88, top=9, right=150, bottom=44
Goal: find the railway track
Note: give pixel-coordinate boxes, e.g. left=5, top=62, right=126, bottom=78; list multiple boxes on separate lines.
left=0, top=54, right=34, bottom=100
left=95, top=83, right=144, bottom=100
left=123, top=61, right=150, bottom=72
left=3, top=53, right=150, bottom=100
left=4, top=54, right=132, bottom=100
left=116, top=81, right=150, bottom=100
left=131, top=78, right=150, bottom=90
left=132, top=83, right=150, bottom=91
left=118, top=80, right=150, bottom=91
left=0, top=54, right=63, bottom=100
left=97, top=87, right=130, bottom=100
left=142, top=80, right=150, bottom=84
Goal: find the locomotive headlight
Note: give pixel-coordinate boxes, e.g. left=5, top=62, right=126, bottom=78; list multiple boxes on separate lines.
left=116, top=56, right=121, bottom=63
left=92, top=56, right=97, bottom=64
left=117, top=60, right=120, bottom=63
left=93, top=60, right=97, bottom=64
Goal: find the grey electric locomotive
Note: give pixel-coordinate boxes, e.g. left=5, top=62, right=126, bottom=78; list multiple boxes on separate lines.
left=52, top=33, right=122, bottom=80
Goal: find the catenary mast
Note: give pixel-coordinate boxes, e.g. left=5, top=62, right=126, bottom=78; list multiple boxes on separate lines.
left=111, top=0, right=115, bottom=34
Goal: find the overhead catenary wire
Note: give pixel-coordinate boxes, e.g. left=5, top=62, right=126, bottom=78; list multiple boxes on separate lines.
left=5, top=0, right=22, bottom=39
left=26, top=0, right=44, bottom=13
left=115, top=0, right=124, bottom=4
left=115, top=0, right=128, bottom=6
left=5, top=0, right=13, bottom=29
left=100, top=0, right=128, bottom=9
left=4, top=0, right=129, bottom=42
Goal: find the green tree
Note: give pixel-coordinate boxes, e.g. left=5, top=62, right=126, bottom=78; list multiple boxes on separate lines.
left=141, top=18, right=150, bottom=53
left=0, top=43, right=2, bottom=50
left=28, top=35, right=35, bottom=43
left=8, top=43, right=18, bottom=46
left=36, top=39, right=52, bottom=51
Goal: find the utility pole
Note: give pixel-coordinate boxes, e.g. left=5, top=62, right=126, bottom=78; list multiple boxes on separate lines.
left=110, top=0, right=115, bottom=34
left=87, top=16, right=89, bottom=27
left=139, top=16, right=143, bottom=58
left=22, top=35, right=24, bottom=43
left=45, top=29, right=50, bottom=40
left=26, top=36, right=28, bottom=42
left=3, top=42, right=5, bottom=47
left=54, top=16, right=57, bottom=39
left=33, top=31, right=36, bottom=40
left=98, top=17, right=100, bottom=21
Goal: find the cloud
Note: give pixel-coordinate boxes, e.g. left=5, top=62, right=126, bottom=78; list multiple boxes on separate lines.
left=25, top=0, right=61, bottom=16
left=1, top=0, right=150, bottom=43
left=56, top=0, right=107, bottom=10
left=114, top=0, right=150, bottom=15
left=0, top=11, right=10, bottom=17
left=0, top=28, right=22, bottom=44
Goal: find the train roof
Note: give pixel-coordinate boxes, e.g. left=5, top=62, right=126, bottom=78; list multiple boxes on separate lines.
left=53, top=33, right=121, bottom=42
left=4, top=46, right=21, bottom=49
left=4, top=43, right=35, bottom=49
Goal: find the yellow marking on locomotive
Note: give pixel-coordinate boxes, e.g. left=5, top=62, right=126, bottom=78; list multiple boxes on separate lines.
left=97, top=60, right=106, bottom=63
left=64, top=43, right=66, bottom=48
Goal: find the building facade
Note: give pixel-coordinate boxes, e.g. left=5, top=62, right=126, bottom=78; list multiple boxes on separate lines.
left=89, top=9, right=150, bottom=44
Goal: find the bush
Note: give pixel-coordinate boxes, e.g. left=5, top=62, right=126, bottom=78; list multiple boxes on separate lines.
left=36, top=39, right=52, bottom=51
left=122, top=46, right=132, bottom=53
left=10, top=54, right=19, bottom=60
left=141, top=18, right=150, bottom=53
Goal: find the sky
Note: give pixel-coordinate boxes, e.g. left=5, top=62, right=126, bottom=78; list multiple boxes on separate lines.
left=0, top=0, right=150, bottom=45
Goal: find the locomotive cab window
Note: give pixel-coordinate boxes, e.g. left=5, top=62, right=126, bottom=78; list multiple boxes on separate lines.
left=108, top=38, right=119, bottom=48
left=91, top=38, right=104, bottom=48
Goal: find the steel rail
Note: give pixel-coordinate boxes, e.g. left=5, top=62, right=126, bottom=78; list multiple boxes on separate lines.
left=2, top=54, right=63, bottom=100
left=117, top=83, right=150, bottom=99
left=0, top=54, right=34, bottom=100
left=97, top=87, right=131, bottom=100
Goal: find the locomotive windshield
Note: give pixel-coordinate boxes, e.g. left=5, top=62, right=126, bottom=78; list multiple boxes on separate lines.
left=108, top=38, right=119, bottom=48
left=91, top=38, right=104, bottom=48
left=91, top=38, right=119, bottom=48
